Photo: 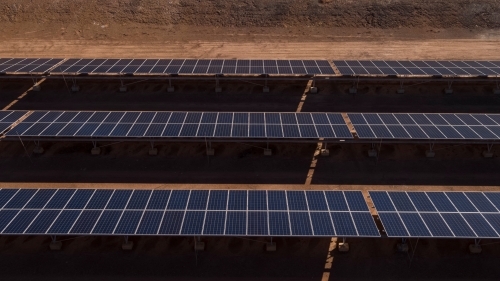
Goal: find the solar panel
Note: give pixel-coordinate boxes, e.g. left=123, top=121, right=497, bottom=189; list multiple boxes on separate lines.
left=334, top=60, right=500, bottom=77
left=7, top=111, right=352, bottom=140
left=0, top=58, right=64, bottom=74
left=370, top=191, right=500, bottom=238
left=47, top=59, right=334, bottom=75
left=0, top=189, right=379, bottom=237
left=348, top=113, right=500, bottom=140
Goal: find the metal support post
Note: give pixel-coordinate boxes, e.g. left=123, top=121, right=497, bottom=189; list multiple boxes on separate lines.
left=33, top=140, right=44, bottom=154
left=122, top=235, right=133, bottom=250
left=91, top=141, right=101, bottom=155
left=469, top=239, right=482, bottom=253
left=397, top=81, right=405, bottom=94
left=338, top=237, right=349, bottom=252
left=426, top=143, right=435, bottom=158
left=167, top=78, right=175, bottom=92
left=149, top=141, right=157, bottom=155
left=483, top=143, right=494, bottom=158
left=398, top=238, right=409, bottom=252
left=49, top=235, right=62, bottom=250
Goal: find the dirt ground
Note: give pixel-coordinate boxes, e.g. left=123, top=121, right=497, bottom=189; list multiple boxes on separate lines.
left=1, top=0, right=500, bottom=280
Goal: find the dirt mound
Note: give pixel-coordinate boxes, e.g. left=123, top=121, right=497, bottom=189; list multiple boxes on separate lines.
left=1, top=0, right=500, bottom=29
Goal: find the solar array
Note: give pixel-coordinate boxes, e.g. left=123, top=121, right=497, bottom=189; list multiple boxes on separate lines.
left=51, top=59, right=335, bottom=75
left=0, top=111, right=28, bottom=134
left=334, top=60, right=500, bottom=77
left=0, top=189, right=379, bottom=237
left=348, top=113, right=500, bottom=140
left=6, top=111, right=353, bottom=139
left=370, top=191, right=500, bottom=238
left=0, top=58, right=64, bottom=74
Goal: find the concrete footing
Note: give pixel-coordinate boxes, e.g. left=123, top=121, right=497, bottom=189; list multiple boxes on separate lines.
left=122, top=241, right=134, bottom=250
left=425, top=150, right=435, bottom=158
left=263, top=86, right=270, bottom=93
left=149, top=148, right=158, bottom=156
left=206, top=148, right=215, bottom=156
left=445, top=88, right=453, bottom=94
left=494, top=89, right=500, bottom=95
left=194, top=242, right=205, bottom=251
left=167, top=86, right=175, bottom=93
left=320, top=149, right=330, bottom=157
left=91, top=147, right=101, bottom=155
left=397, top=243, right=409, bottom=252
left=368, top=149, right=377, bottom=158
left=349, top=87, right=357, bottom=94
left=215, top=86, right=222, bottom=93
left=264, top=149, right=272, bottom=156
left=469, top=244, right=482, bottom=254
left=32, top=85, right=41, bottom=91
left=49, top=241, right=62, bottom=250
left=119, top=86, right=127, bottom=92
left=338, top=242, right=349, bottom=252
left=397, top=88, right=405, bottom=94
left=33, top=146, right=44, bottom=154
left=483, top=151, right=493, bottom=158
left=266, top=242, right=276, bottom=252
left=71, top=85, right=80, bottom=92
left=309, top=87, right=318, bottom=94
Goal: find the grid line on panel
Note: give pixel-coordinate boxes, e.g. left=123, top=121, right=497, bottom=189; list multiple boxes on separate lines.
left=111, top=190, right=136, bottom=234
left=67, top=190, right=97, bottom=233
left=402, top=191, right=433, bottom=235
left=155, top=190, right=174, bottom=235
left=44, top=190, right=78, bottom=234
left=90, top=189, right=116, bottom=234
left=178, top=191, right=192, bottom=235
left=283, top=191, right=292, bottom=235
left=133, top=190, right=155, bottom=234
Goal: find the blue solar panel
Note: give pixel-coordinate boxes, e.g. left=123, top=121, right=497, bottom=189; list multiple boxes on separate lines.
left=187, top=190, right=209, bottom=210
left=344, top=191, right=369, bottom=211
left=4, top=189, right=38, bottom=209
left=0, top=189, right=19, bottom=208
left=2, top=210, right=39, bottom=234
left=289, top=212, right=313, bottom=235
left=228, top=191, right=247, bottom=210
left=113, top=211, right=143, bottom=234
left=324, top=191, right=349, bottom=211
left=226, top=211, right=246, bottom=235
left=248, top=191, right=267, bottom=211
left=24, top=189, right=56, bottom=209
left=305, top=191, right=328, bottom=211
left=126, top=190, right=152, bottom=210
left=331, top=212, right=357, bottom=236
left=0, top=189, right=378, bottom=237
left=372, top=191, right=500, bottom=238
left=166, top=190, right=190, bottom=210
left=70, top=210, right=102, bottom=234
left=268, top=191, right=287, bottom=211
left=48, top=210, right=81, bottom=234
left=158, top=211, right=184, bottom=234
left=207, top=190, right=228, bottom=210
left=203, top=211, right=226, bottom=235
left=181, top=211, right=206, bottom=234
left=369, top=192, right=395, bottom=212
left=106, top=190, right=133, bottom=209
left=247, top=211, right=268, bottom=235
left=377, top=213, right=409, bottom=237
left=388, top=192, right=416, bottom=212
left=269, top=212, right=290, bottom=235
left=310, top=212, right=335, bottom=236
left=25, top=210, right=61, bottom=234
left=136, top=211, right=163, bottom=234
left=287, top=191, right=308, bottom=211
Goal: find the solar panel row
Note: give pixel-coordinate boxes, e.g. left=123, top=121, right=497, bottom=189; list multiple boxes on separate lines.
left=348, top=113, right=500, bottom=140
left=0, top=111, right=29, bottom=134
left=0, top=58, right=64, bottom=74
left=334, top=60, right=500, bottom=76
left=0, top=189, right=379, bottom=237
left=52, top=59, right=334, bottom=75
left=7, top=111, right=353, bottom=139
left=370, top=191, right=500, bottom=238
